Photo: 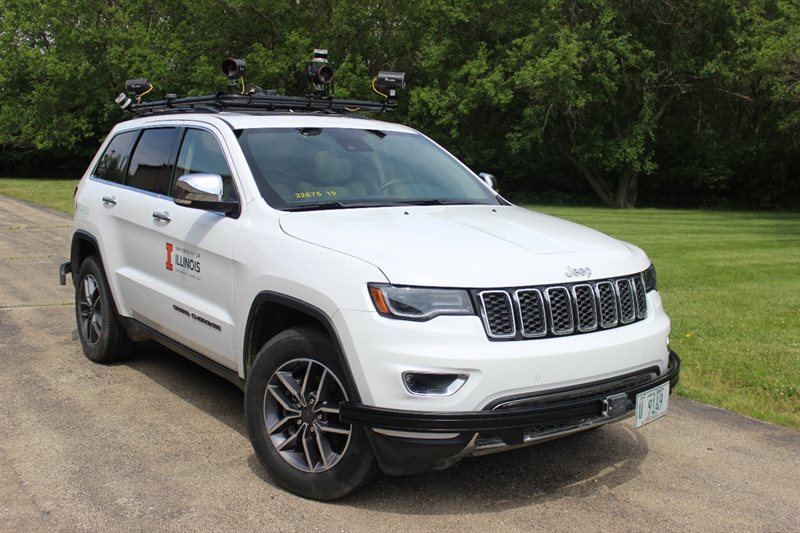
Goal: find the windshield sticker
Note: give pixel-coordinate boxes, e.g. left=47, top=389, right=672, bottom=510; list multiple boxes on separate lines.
left=294, top=191, right=337, bottom=199
left=165, top=242, right=201, bottom=280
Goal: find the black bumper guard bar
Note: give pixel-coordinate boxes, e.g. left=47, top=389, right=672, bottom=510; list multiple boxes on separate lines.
left=340, top=351, right=680, bottom=433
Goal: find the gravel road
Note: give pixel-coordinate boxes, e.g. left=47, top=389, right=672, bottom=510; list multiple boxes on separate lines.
left=1, top=195, right=798, bottom=532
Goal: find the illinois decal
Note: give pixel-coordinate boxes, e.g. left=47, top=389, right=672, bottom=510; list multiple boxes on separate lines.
left=165, top=241, right=201, bottom=280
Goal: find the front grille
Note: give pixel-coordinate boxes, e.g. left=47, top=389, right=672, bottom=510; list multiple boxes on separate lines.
left=596, top=281, right=618, bottom=328
left=515, top=289, right=546, bottom=337
left=545, top=287, right=574, bottom=335
left=476, top=273, right=649, bottom=341
left=617, top=278, right=636, bottom=324
left=573, top=284, right=598, bottom=332
left=478, top=291, right=515, bottom=338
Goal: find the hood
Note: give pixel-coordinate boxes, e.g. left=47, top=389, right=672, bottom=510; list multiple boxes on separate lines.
left=279, top=205, right=649, bottom=287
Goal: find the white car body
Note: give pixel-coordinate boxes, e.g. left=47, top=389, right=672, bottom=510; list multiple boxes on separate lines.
left=66, top=110, right=679, bottom=484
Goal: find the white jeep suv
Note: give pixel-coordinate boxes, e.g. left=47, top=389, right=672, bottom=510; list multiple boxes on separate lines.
left=61, top=103, right=679, bottom=500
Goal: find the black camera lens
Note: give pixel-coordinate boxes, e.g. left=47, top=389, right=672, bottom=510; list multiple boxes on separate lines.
left=311, top=64, right=334, bottom=84
left=221, top=58, right=247, bottom=79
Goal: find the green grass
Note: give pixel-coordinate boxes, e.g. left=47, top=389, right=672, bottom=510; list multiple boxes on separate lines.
left=0, top=177, right=78, bottom=214
left=1, top=178, right=797, bottom=429
left=528, top=205, right=800, bottom=430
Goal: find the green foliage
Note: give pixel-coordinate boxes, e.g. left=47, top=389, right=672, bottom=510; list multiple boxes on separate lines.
left=1, top=0, right=799, bottom=209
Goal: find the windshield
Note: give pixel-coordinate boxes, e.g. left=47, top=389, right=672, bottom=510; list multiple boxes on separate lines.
left=237, top=128, right=499, bottom=210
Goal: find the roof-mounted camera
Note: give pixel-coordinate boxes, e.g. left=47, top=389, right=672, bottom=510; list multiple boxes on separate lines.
left=116, top=49, right=405, bottom=116
left=307, top=49, right=334, bottom=98
left=125, top=79, right=152, bottom=96
left=375, top=71, right=406, bottom=101
left=221, top=58, right=247, bottom=80
left=115, top=78, right=153, bottom=110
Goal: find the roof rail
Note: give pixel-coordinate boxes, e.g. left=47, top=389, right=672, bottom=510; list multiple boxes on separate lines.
left=127, top=92, right=396, bottom=116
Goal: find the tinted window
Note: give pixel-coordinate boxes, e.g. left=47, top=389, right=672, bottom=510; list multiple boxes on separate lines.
left=126, top=128, right=179, bottom=195
left=94, top=130, right=138, bottom=183
left=175, top=129, right=237, bottom=201
left=238, top=128, right=498, bottom=210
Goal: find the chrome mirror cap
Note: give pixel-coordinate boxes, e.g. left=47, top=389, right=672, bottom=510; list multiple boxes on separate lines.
left=174, top=173, right=224, bottom=204
left=479, top=172, right=498, bottom=190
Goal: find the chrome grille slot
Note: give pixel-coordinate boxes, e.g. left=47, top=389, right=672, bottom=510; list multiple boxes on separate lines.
left=595, top=281, right=619, bottom=328
left=632, top=274, right=648, bottom=318
left=573, top=284, right=598, bottom=332
left=515, top=289, right=547, bottom=338
left=616, top=278, right=636, bottom=324
left=474, top=270, right=651, bottom=341
left=479, top=291, right=516, bottom=338
left=545, top=287, right=574, bottom=335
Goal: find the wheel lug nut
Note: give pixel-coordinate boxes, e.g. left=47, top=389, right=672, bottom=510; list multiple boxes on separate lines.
left=309, top=427, right=315, bottom=434
left=296, top=419, right=302, bottom=426
left=316, top=414, right=322, bottom=420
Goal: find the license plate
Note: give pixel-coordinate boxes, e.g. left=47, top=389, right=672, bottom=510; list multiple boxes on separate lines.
left=635, top=382, right=670, bottom=428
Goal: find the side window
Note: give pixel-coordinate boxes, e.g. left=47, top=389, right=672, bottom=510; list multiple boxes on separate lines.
left=93, top=130, right=138, bottom=183
left=126, top=128, right=179, bottom=195
left=175, top=129, right=237, bottom=201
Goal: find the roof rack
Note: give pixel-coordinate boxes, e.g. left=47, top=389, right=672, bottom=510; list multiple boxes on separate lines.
left=127, top=92, right=396, bottom=116
left=118, top=54, right=406, bottom=116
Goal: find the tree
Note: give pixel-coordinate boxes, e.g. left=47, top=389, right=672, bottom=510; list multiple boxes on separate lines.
left=498, top=1, right=731, bottom=207
left=1, top=0, right=798, bottom=208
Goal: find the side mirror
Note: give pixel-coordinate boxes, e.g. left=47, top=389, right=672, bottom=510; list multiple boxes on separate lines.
left=174, top=173, right=239, bottom=215
left=479, top=172, right=498, bottom=191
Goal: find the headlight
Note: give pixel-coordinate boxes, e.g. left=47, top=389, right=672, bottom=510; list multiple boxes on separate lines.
left=643, top=263, right=657, bottom=292
left=368, top=284, right=474, bottom=321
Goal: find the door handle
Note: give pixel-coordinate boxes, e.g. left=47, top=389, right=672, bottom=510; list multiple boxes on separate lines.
left=102, top=196, right=117, bottom=205
left=152, top=211, right=171, bottom=222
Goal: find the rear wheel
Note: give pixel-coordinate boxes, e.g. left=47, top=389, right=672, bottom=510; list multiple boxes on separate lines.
left=245, top=327, right=375, bottom=500
left=74, top=256, right=134, bottom=363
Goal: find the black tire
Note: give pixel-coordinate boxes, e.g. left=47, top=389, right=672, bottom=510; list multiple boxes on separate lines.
left=74, top=256, right=134, bottom=363
left=245, top=327, right=375, bottom=500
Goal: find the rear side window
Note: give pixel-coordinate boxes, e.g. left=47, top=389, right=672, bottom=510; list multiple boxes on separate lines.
left=175, top=129, right=237, bottom=201
left=126, top=128, right=179, bottom=195
left=93, top=130, right=138, bottom=183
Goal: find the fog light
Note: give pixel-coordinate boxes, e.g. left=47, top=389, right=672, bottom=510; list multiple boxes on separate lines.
left=403, top=372, right=468, bottom=396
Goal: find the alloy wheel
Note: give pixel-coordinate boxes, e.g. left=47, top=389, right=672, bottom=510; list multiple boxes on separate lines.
left=79, top=274, right=102, bottom=345
left=263, top=358, right=352, bottom=473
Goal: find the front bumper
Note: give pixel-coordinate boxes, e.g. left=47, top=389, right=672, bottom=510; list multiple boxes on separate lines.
left=340, top=351, right=680, bottom=475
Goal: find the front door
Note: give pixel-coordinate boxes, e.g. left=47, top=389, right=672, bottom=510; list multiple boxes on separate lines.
left=148, top=127, right=241, bottom=366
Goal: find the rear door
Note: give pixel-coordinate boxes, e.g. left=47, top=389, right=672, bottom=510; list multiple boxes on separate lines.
left=103, top=127, right=185, bottom=334
left=86, top=124, right=239, bottom=367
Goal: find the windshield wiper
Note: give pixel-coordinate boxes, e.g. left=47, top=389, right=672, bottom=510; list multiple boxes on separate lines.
left=284, top=201, right=390, bottom=212
left=390, top=199, right=486, bottom=206
left=283, top=199, right=489, bottom=212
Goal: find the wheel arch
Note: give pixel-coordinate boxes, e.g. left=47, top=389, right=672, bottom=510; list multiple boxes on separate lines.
left=70, top=229, right=102, bottom=279
left=243, top=291, right=361, bottom=403
left=70, top=229, right=129, bottom=323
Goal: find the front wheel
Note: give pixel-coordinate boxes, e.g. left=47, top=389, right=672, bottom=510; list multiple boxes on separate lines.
left=245, top=327, right=375, bottom=500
